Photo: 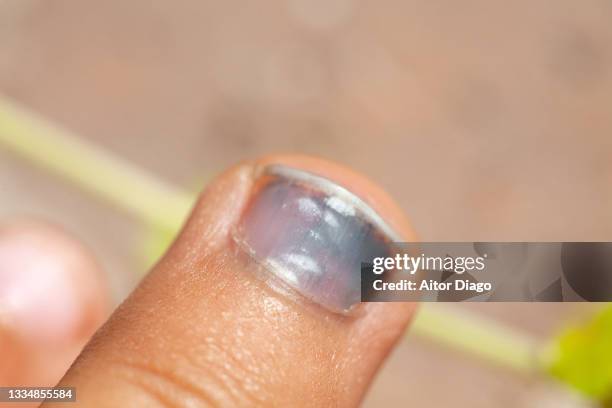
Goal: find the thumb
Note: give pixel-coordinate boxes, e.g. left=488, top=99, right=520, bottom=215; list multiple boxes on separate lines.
left=46, top=155, right=417, bottom=408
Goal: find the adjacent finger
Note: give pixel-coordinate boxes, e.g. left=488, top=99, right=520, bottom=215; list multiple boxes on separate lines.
left=0, top=221, right=109, bottom=389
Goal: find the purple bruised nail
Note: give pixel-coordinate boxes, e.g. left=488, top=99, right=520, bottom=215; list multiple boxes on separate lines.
left=234, top=165, right=400, bottom=313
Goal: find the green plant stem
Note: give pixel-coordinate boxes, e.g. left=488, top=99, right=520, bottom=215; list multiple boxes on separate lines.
left=411, top=304, right=537, bottom=373
left=0, top=96, right=193, bottom=232
left=0, top=94, right=540, bottom=375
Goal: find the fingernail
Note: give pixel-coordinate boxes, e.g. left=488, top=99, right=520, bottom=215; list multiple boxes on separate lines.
left=234, top=165, right=400, bottom=313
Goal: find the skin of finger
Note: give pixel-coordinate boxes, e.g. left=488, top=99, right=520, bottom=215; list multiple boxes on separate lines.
left=47, top=155, right=417, bottom=408
left=0, top=222, right=109, bottom=407
left=0, top=222, right=109, bottom=340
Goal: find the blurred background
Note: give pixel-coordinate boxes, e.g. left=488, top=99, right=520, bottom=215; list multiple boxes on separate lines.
left=0, top=1, right=611, bottom=406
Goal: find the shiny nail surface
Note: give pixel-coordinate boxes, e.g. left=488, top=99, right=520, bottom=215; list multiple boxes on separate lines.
left=234, top=165, right=399, bottom=313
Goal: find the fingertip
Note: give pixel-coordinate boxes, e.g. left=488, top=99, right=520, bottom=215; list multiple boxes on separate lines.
left=56, top=155, right=418, bottom=407
left=0, top=220, right=109, bottom=384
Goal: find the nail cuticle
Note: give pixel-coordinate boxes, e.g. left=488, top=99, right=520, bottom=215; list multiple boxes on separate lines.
left=234, top=164, right=399, bottom=314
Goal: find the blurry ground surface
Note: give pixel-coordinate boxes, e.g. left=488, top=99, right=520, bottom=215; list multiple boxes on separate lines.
left=1, top=1, right=611, bottom=406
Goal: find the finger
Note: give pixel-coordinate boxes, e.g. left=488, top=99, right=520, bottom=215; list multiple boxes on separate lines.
left=49, top=155, right=417, bottom=408
left=0, top=221, right=109, bottom=389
